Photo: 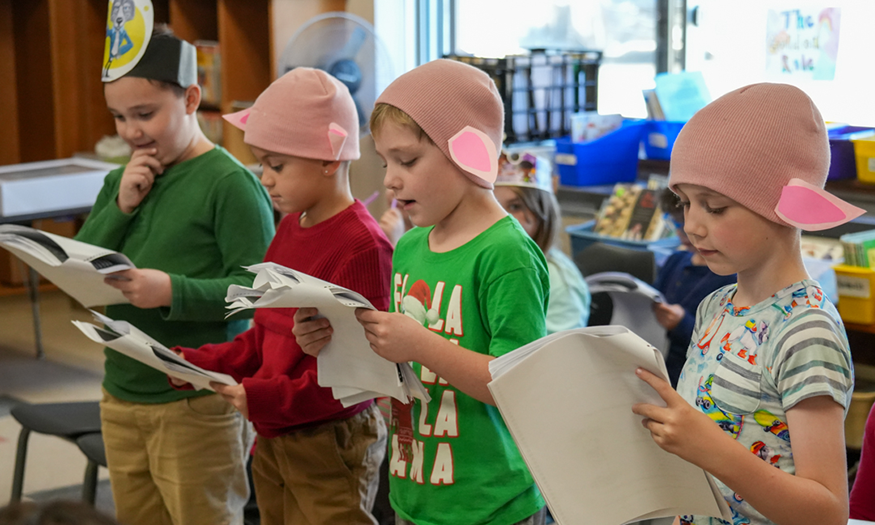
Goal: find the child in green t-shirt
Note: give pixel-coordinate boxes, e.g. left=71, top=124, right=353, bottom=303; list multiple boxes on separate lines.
left=294, top=59, right=549, bottom=525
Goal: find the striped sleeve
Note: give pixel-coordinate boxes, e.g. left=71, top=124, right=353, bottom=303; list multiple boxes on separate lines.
left=770, top=309, right=854, bottom=412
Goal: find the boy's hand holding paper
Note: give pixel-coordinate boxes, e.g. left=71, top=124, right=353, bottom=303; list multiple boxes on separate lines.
left=104, top=268, right=172, bottom=308
left=227, top=262, right=429, bottom=407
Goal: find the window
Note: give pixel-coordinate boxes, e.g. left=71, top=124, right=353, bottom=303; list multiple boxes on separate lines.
left=686, top=0, right=875, bottom=126
left=453, top=0, right=659, bottom=118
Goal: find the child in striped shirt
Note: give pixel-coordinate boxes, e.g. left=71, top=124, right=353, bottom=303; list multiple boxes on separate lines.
left=632, top=83, right=861, bottom=525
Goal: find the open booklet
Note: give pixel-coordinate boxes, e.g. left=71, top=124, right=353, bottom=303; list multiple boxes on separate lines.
left=0, top=224, right=133, bottom=307
left=586, top=271, right=668, bottom=356
left=72, top=310, right=235, bottom=391
left=225, top=262, right=430, bottom=407
left=488, top=326, right=732, bottom=525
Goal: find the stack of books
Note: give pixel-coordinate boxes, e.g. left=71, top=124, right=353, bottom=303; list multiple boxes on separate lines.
left=841, top=230, right=875, bottom=267
left=593, top=184, right=671, bottom=242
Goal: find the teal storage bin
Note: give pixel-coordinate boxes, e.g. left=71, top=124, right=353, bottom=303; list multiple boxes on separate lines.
left=567, top=220, right=680, bottom=266
left=555, top=120, right=646, bottom=187
left=643, top=121, right=685, bottom=160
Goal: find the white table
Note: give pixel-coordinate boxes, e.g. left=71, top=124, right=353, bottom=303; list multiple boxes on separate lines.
left=0, top=157, right=118, bottom=359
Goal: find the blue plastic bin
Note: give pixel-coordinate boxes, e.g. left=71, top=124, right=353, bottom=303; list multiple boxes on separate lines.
left=828, top=126, right=875, bottom=180
left=643, top=121, right=685, bottom=160
left=566, top=220, right=680, bottom=267
left=555, top=120, right=646, bottom=187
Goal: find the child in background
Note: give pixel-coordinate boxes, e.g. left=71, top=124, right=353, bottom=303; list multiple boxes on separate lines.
left=76, top=25, right=274, bottom=525
left=294, top=59, right=549, bottom=525
left=379, top=194, right=413, bottom=247
left=494, top=150, right=590, bottom=333
left=850, top=404, right=875, bottom=520
left=172, top=68, right=392, bottom=525
left=633, top=83, right=861, bottom=525
left=653, top=189, right=736, bottom=387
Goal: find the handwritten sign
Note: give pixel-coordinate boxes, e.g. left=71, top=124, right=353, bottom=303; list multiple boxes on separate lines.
left=766, top=7, right=841, bottom=81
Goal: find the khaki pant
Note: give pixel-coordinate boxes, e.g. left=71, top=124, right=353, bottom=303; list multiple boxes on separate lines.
left=100, top=389, right=253, bottom=525
left=252, top=404, right=387, bottom=525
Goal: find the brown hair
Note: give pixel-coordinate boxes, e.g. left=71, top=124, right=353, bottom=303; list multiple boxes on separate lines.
left=505, top=185, right=561, bottom=253
left=658, top=188, right=683, bottom=222
left=369, top=103, right=435, bottom=145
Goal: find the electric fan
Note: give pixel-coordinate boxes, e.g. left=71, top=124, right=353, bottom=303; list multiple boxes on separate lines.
left=278, top=12, right=393, bottom=135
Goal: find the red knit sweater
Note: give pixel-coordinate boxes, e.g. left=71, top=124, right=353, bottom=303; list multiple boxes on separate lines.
left=179, top=200, right=393, bottom=438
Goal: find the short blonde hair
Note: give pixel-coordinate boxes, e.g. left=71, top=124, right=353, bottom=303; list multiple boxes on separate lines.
left=370, top=103, right=435, bottom=145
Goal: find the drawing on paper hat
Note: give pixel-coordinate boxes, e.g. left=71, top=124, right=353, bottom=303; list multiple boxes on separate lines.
left=102, top=0, right=154, bottom=82
left=495, top=150, right=554, bottom=194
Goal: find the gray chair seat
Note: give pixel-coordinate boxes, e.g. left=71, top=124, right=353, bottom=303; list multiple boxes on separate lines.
left=76, top=432, right=107, bottom=467
left=11, top=401, right=101, bottom=437
left=10, top=401, right=102, bottom=502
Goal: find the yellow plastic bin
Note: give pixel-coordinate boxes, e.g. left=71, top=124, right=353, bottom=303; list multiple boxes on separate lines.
left=852, top=134, right=875, bottom=184
left=835, top=264, right=875, bottom=324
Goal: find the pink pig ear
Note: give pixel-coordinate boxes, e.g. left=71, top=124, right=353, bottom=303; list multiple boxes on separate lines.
left=327, top=123, right=348, bottom=160
left=775, top=178, right=865, bottom=231
left=448, top=126, right=498, bottom=185
left=222, top=109, right=251, bottom=131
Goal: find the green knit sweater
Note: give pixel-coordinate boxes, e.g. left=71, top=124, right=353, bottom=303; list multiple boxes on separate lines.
left=76, top=146, right=275, bottom=403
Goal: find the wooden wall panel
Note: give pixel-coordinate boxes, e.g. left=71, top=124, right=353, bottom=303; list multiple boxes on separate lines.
left=0, top=0, right=20, bottom=165
left=13, top=0, right=56, bottom=162
left=169, top=0, right=218, bottom=42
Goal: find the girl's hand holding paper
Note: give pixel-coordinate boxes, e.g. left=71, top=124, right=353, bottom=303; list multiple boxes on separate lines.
left=632, top=367, right=733, bottom=469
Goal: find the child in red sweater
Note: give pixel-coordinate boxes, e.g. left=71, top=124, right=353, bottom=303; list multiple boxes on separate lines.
left=172, top=68, right=393, bottom=525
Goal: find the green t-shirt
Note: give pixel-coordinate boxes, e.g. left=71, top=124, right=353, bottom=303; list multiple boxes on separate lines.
left=75, top=146, right=275, bottom=403
left=388, top=216, right=549, bottom=525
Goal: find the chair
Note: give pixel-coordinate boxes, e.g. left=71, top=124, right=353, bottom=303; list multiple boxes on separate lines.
left=574, top=242, right=656, bottom=326
left=10, top=401, right=102, bottom=502
left=75, top=432, right=106, bottom=504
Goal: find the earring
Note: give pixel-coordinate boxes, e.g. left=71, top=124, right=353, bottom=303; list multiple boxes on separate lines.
left=324, top=170, right=328, bottom=174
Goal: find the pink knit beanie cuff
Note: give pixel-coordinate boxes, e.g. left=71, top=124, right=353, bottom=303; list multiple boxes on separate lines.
left=223, top=67, right=360, bottom=162
left=376, top=59, right=505, bottom=189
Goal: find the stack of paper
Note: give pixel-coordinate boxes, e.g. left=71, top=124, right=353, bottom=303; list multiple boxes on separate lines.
left=73, top=311, right=235, bottom=391
left=0, top=224, right=132, bottom=307
left=586, top=271, right=668, bottom=356
left=488, top=326, right=731, bottom=525
left=226, top=262, right=429, bottom=407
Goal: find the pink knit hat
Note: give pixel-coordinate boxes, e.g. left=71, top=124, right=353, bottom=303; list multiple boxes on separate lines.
left=375, top=59, right=504, bottom=189
left=223, top=68, right=360, bottom=161
left=670, top=83, right=862, bottom=231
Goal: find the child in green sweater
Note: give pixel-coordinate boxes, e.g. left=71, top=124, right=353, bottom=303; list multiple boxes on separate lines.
left=76, top=23, right=274, bottom=525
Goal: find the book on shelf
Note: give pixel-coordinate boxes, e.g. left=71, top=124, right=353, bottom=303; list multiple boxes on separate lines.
left=593, top=184, right=668, bottom=241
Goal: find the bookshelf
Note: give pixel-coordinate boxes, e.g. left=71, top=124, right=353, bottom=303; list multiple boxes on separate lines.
left=0, top=0, right=329, bottom=166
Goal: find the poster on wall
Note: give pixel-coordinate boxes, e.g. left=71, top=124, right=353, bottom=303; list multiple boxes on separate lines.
left=765, top=7, right=841, bottom=81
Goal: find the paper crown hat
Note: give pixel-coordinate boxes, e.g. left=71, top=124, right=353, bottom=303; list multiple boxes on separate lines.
left=495, top=150, right=554, bottom=194
left=223, top=68, right=360, bottom=161
left=670, top=82, right=864, bottom=231
left=101, top=0, right=197, bottom=87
